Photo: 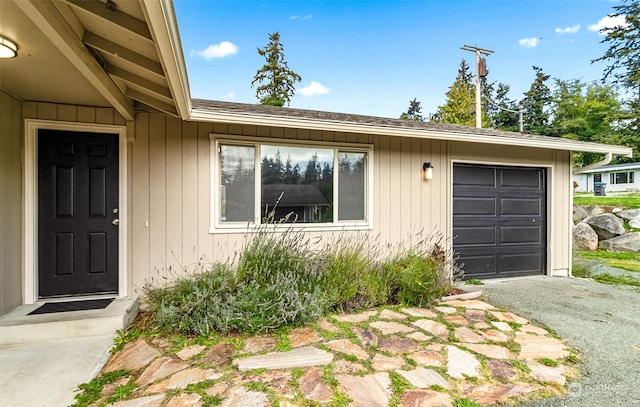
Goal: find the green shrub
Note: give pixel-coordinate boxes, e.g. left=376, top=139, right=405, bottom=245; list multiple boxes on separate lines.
left=384, top=251, right=448, bottom=307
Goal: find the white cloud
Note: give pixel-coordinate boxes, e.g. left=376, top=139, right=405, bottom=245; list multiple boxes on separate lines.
left=223, top=92, right=235, bottom=99
left=290, top=15, right=312, bottom=20
left=555, top=24, right=580, bottom=34
left=518, top=37, right=540, bottom=48
left=299, top=81, right=329, bottom=97
left=588, top=15, right=629, bottom=35
left=193, top=41, right=238, bottom=59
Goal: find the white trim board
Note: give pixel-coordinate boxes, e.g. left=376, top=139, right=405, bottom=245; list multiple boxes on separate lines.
left=23, top=119, right=128, bottom=304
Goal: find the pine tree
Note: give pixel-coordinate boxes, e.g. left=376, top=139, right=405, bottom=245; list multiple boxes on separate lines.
left=433, top=59, right=476, bottom=126
left=400, top=98, right=424, bottom=121
left=521, top=66, right=552, bottom=135
left=252, top=32, right=302, bottom=107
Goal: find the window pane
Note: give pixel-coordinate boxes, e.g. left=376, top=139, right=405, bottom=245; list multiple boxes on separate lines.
left=220, top=145, right=255, bottom=222
left=615, top=172, right=629, bottom=184
left=261, top=145, right=333, bottom=223
left=338, top=152, right=366, bottom=221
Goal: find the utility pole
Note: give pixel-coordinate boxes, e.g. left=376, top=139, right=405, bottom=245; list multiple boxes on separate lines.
left=461, top=45, right=494, bottom=128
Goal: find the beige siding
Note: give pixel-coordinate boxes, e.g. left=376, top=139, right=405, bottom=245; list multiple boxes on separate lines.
left=0, top=91, right=23, bottom=315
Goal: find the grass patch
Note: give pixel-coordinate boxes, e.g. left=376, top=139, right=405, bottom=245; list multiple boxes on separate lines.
left=71, top=370, right=131, bottom=407
left=573, top=193, right=640, bottom=208
left=455, top=397, right=482, bottom=406
left=577, top=251, right=640, bottom=272
left=465, top=278, right=484, bottom=286
left=539, top=358, right=559, bottom=367
left=592, top=273, right=640, bottom=287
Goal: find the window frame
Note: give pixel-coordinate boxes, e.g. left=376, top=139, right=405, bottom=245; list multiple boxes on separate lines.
left=609, top=171, right=634, bottom=185
left=210, top=134, right=374, bottom=233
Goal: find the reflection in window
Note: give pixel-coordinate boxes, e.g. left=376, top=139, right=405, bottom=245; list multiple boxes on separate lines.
left=220, top=145, right=255, bottom=222
left=338, top=152, right=366, bottom=220
left=610, top=171, right=634, bottom=184
left=261, top=145, right=333, bottom=223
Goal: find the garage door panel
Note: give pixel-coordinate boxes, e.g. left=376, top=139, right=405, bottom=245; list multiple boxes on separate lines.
left=500, top=168, right=542, bottom=189
left=453, top=163, right=546, bottom=279
left=453, top=226, right=496, bottom=246
left=453, top=166, right=495, bottom=186
left=501, top=226, right=542, bottom=245
left=453, top=197, right=496, bottom=216
left=500, top=198, right=542, bottom=216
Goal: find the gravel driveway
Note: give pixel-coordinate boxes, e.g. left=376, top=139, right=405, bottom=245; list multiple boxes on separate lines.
left=462, top=276, right=640, bottom=407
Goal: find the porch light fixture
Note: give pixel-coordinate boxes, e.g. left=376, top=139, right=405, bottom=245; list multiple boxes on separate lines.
left=0, top=36, right=18, bottom=58
left=423, top=162, right=434, bottom=180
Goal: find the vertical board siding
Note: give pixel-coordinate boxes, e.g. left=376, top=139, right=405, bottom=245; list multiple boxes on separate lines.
left=0, top=91, right=23, bottom=315
left=131, top=115, right=151, bottom=291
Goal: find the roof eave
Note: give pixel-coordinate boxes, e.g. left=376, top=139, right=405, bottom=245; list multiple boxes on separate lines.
left=140, top=0, right=191, bottom=120
left=189, top=108, right=634, bottom=157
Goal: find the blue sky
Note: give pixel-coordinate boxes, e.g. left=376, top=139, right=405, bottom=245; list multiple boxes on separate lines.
left=174, top=0, right=625, bottom=119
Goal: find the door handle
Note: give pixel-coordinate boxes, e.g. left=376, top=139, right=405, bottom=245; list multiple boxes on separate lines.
left=112, top=219, right=120, bottom=226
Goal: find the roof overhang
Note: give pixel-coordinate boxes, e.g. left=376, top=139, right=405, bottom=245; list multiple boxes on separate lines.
left=189, top=106, right=634, bottom=158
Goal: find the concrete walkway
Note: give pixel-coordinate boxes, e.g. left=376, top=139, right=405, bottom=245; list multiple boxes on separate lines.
left=466, top=276, right=640, bottom=407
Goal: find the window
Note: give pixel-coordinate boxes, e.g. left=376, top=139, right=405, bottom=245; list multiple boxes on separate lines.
left=609, top=171, right=634, bottom=184
left=212, top=136, right=372, bottom=231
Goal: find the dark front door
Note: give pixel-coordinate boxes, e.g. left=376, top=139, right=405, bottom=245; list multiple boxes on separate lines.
left=453, top=163, right=547, bottom=279
left=38, top=130, right=119, bottom=297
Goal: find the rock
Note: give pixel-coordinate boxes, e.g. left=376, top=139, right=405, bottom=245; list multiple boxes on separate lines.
left=612, top=207, right=623, bottom=214
left=515, top=332, right=569, bottom=360
left=336, top=373, right=392, bottom=407
left=288, top=328, right=322, bottom=347
left=203, top=342, right=235, bottom=367
left=440, top=299, right=494, bottom=310
left=413, top=319, right=449, bottom=339
left=379, top=309, right=409, bottom=319
left=409, top=350, right=443, bottom=367
left=401, top=389, right=453, bottom=407
left=401, top=307, right=438, bottom=318
left=585, top=205, right=604, bottom=218
left=109, top=394, right=165, bottom=407
left=369, top=320, right=414, bottom=335
left=175, top=345, right=206, bottom=360
left=219, top=387, right=269, bottom=407
left=104, top=339, right=160, bottom=373
left=395, top=367, right=453, bottom=390
left=584, top=213, right=626, bottom=240
left=462, top=383, right=535, bottom=405
left=333, top=360, right=366, bottom=374
left=299, top=367, right=333, bottom=402
left=325, top=339, right=369, bottom=360
left=573, top=206, right=590, bottom=224
left=599, top=232, right=640, bottom=252
left=332, top=310, right=377, bottom=323
left=242, top=336, right=278, bottom=353
left=527, top=362, right=567, bottom=386
left=616, top=209, right=640, bottom=221
left=378, top=336, right=421, bottom=354
left=353, top=327, right=379, bottom=347
left=406, top=332, right=431, bottom=342
left=573, top=222, right=599, bottom=251
left=453, top=327, right=485, bottom=343
left=372, top=354, right=405, bottom=371
left=234, top=346, right=334, bottom=371
left=146, top=368, right=221, bottom=394
left=136, top=357, right=189, bottom=387
left=446, top=345, right=481, bottom=379
left=487, top=360, right=518, bottom=382
left=489, top=311, right=528, bottom=325
left=464, top=344, right=515, bottom=359
left=165, top=393, right=202, bottom=407
left=630, top=220, right=640, bottom=229
left=444, top=315, right=469, bottom=326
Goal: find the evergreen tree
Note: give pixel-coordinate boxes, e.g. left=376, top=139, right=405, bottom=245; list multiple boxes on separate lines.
left=252, top=32, right=302, bottom=106
left=400, top=98, right=424, bottom=121
left=488, top=83, right=520, bottom=132
left=433, top=59, right=475, bottom=126
left=521, top=66, right=553, bottom=135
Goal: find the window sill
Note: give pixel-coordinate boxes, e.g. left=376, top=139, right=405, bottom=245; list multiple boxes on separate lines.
left=209, top=222, right=374, bottom=234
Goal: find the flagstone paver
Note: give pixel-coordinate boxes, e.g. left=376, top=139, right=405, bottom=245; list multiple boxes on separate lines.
left=515, top=332, right=569, bottom=360
left=136, top=357, right=189, bottom=386
left=92, top=297, right=574, bottom=407
left=175, top=344, right=206, bottom=360
left=447, top=345, right=481, bottom=379
left=454, top=326, right=485, bottom=343
left=401, top=389, right=453, bottom=407
left=441, top=299, right=495, bottom=310
left=395, top=367, right=453, bottom=390
left=372, top=354, right=405, bottom=371
left=234, top=346, right=334, bottom=371
left=336, top=372, right=392, bottom=407
left=379, top=309, right=409, bottom=319
left=325, top=339, right=369, bottom=360
left=145, top=368, right=221, bottom=394
left=409, top=350, right=443, bottom=367
left=401, top=307, right=438, bottom=318
left=413, top=319, right=449, bottom=339
left=370, top=320, right=415, bottom=335
left=104, top=339, right=160, bottom=373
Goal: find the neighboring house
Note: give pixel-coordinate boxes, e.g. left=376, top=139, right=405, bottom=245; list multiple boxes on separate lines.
left=0, top=0, right=633, bottom=317
left=573, top=162, right=640, bottom=193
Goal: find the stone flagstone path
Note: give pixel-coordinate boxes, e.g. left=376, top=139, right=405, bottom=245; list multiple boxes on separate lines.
left=85, top=297, right=579, bottom=406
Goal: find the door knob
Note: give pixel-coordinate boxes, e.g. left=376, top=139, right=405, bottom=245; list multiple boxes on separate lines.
left=112, top=219, right=120, bottom=226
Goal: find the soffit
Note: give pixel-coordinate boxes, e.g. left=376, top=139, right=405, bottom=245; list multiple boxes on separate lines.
left=0, top=0, right=185, bottom=120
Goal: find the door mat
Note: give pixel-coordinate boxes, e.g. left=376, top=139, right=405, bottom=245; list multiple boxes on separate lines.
left=28, top=298, right=115, bottom=315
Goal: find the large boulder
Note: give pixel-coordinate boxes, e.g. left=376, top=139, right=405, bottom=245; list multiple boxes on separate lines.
left=599, top=232, right=640, bottom=253
left=584, top=213, right=626, bottom=240
left=572, top=222, right=599, bottom=251
left=616, top=209, right=640, bottom=222
left=573, top=205, right=604, bottom=224
left=629, top=219, right=640, bottom=229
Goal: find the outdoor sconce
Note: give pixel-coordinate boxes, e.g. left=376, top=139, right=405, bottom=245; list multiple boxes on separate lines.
left=423, top=162, right=434, bottom=180
left=0, top=36, right=18, bottom=59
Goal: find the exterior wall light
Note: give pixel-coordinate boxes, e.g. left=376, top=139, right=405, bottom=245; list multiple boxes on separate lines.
left=0, top=36, right=18, bottom=58
left=423, top=162, right=433, bottom=180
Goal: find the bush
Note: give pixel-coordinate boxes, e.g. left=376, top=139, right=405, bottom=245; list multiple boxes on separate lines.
left=143, top=226, right=460, bottom=335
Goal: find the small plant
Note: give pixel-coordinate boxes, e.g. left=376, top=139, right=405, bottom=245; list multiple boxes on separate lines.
left=455, top=398, right=481, bottom=407
left=71, top=370, right=130, bottom=407
left=539, top=358, right=559, bottom=367
left=111, top=328, right=141, bottom=354
left=465, top=278, right=484, bottom=286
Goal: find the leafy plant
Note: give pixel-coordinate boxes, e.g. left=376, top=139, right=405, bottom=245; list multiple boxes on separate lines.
left=455, top=398, right=482, bottom=407
left=465, top=278, right=484, bottom=286
left=71, top=370, right=130, bottom=407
